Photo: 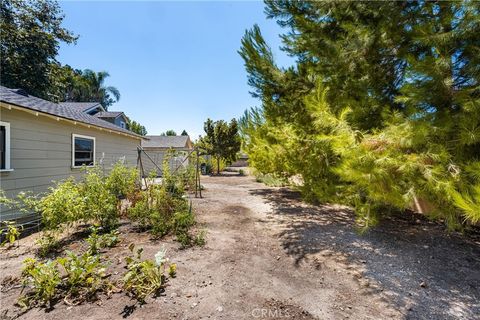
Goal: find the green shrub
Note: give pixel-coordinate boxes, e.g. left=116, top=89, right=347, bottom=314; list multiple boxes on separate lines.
left=128, top=182, right=195, bottom=244
left=122, top=244, right=170, bottom=303
left=81, top=167, right=119, bottom=231
left=38, top=178, right=85, bottom=230
left=255, top=173, right=289, bottom=187
left=106, top=161, right=138, bottom=199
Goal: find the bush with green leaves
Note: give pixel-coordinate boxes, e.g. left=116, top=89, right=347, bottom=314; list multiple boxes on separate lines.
left=81, top=167, right=119, bottom=231
left=128, top=181, right=199, bottom=247
left=122, top=244, right=171, bottom=303
left=106, top=161, right=138, bottom=199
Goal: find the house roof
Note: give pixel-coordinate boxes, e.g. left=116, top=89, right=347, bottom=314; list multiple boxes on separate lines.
left=0, top=86, right=143, bottom=139
left=95, top=111, right=125, bottom=119
left=59, top=102, right=103, bottom=113
left=142, top=135, right=192, bottom=149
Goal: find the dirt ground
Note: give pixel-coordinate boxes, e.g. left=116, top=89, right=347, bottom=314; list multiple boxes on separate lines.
left=1, top=172, right=479, bottom=319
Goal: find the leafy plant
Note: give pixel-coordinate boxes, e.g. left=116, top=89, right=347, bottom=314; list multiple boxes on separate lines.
left=122, top=244, right=170, bottom=303
left=86, top=227, right=119, bottom=255
left=35, top=232, right=60, bottom=258
left=18, top=258, right=61, bottom=309
left=0, top=221, right=23, bottom=247
left=57, top=251, right=111, bottom=304
left=128, top=180, right=196, bottom=245
left=19, top=251, right=113, bottom=308
left=193, top=229, right=207, bottom=247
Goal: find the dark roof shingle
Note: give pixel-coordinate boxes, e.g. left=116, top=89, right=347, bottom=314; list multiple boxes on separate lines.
left=0, top=86, right=142, bottom=139
left=59, top=102, right=102, bottom=112
left=95, top=111, right=124, bottom=118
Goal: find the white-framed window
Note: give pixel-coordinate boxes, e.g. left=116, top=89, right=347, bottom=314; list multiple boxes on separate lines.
left=72, top=134, right=96, bottom=168
left=0, top=121, right=11, bottom=171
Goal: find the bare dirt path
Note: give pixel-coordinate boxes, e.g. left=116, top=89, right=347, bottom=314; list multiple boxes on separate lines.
left=1, top=172, right=479, bottom=319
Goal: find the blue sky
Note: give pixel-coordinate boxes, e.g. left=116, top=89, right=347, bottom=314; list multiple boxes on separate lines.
left=58, top=1, right=293, bottom=139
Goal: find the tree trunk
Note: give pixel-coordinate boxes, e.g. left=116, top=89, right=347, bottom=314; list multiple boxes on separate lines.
left=217, top=157, right=220, bottom=175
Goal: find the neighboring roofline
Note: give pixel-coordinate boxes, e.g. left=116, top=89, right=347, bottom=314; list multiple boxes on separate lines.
left=96, top=112, right=127, bottom=121
left=0, top=101, right=146, bottom=140
left=84, top=103, right=105, bottom=114
left=59, top=102, right=106, bottom=114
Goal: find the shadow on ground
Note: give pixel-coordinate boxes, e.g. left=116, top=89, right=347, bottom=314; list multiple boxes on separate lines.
left=250, top=187, right=480, bottom=320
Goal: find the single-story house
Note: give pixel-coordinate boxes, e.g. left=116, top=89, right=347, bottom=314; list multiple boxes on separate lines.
left=0, top=86, right=144, bottom=222
left=140, top=135, right=193, bottom=176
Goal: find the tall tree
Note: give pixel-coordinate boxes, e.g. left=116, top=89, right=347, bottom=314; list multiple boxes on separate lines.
left=239, top=1, right=480, bottom=229
left=161, top=130, right=177, bottom=136
left=80, top=70, right=120, bottom=109
left=198, top=119, right=241, bottom=174
left=181, top=130, right=189, bottom=136
left=127, top=118, right=147, bottom=136
left=0, top=0, right=77, bottom=100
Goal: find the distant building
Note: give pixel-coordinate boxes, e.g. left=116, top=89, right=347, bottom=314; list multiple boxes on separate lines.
left=141, top=135, right=193, bottom=176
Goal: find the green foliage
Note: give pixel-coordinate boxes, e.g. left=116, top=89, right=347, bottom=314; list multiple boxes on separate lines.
left=0, top=221, right=23, bottom=247
left=128, top=181, right=195, bottom=244
left=255, top=173, right=289, bottom=188
left=81, top=167, right=119, bottom=231
left=19, top=258, right=61, bottom=309
left=86, top=227, right=119, bottom=255
left=0, top=0, right=77, bottom=100
left=198, top=118, right=241, bottom=174
left=193, top=229, right=207, bottom=247
left=127, top=118, right=147, bottom=136
left=39, top=178, right=85, bottom=230
left=106, top=162, right=139, bottom=199
left=239, top=2, right=480, bottom=230
left=57, top=251, right=110, bottom=304
left=19, top=251, right=111, bottom=308
left=161, top=130, right=177, bottom=136
left=122, top=244, right=169, bottom=303
left=35, top=232, right=60, bottom=258
left=32, top=163, right=139, bottom=232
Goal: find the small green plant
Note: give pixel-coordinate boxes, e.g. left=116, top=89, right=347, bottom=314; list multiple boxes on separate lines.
left=168, top=263, right=177, bottom=278
left=35, top=232, right=60, bottom=257
left=0, top=221, right=23, bottom=247
left=173, top=209, right=195, bottom=247
left=238, top=169, right=245, bottom=176
left=57, top=251, right=111, bottom=304
left=122, top=244, right=171, bottom=303
left=19, top=251, right=113, bottom=309
left=193, top=229, right=207, bottom=247
left=18, top=258, right=61, bottom=309
left=86, top=227, right=119, bottom=255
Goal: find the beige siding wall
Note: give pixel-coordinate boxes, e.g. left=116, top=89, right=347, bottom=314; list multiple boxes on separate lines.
left=0, top=107, right=141, bottom=220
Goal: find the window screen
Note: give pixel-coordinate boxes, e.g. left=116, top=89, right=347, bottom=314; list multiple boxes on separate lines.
left=74, top=136, right=94, bottom=167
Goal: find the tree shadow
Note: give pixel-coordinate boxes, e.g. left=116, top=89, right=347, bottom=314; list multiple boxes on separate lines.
left=250, top=187, right=480, bottom=320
